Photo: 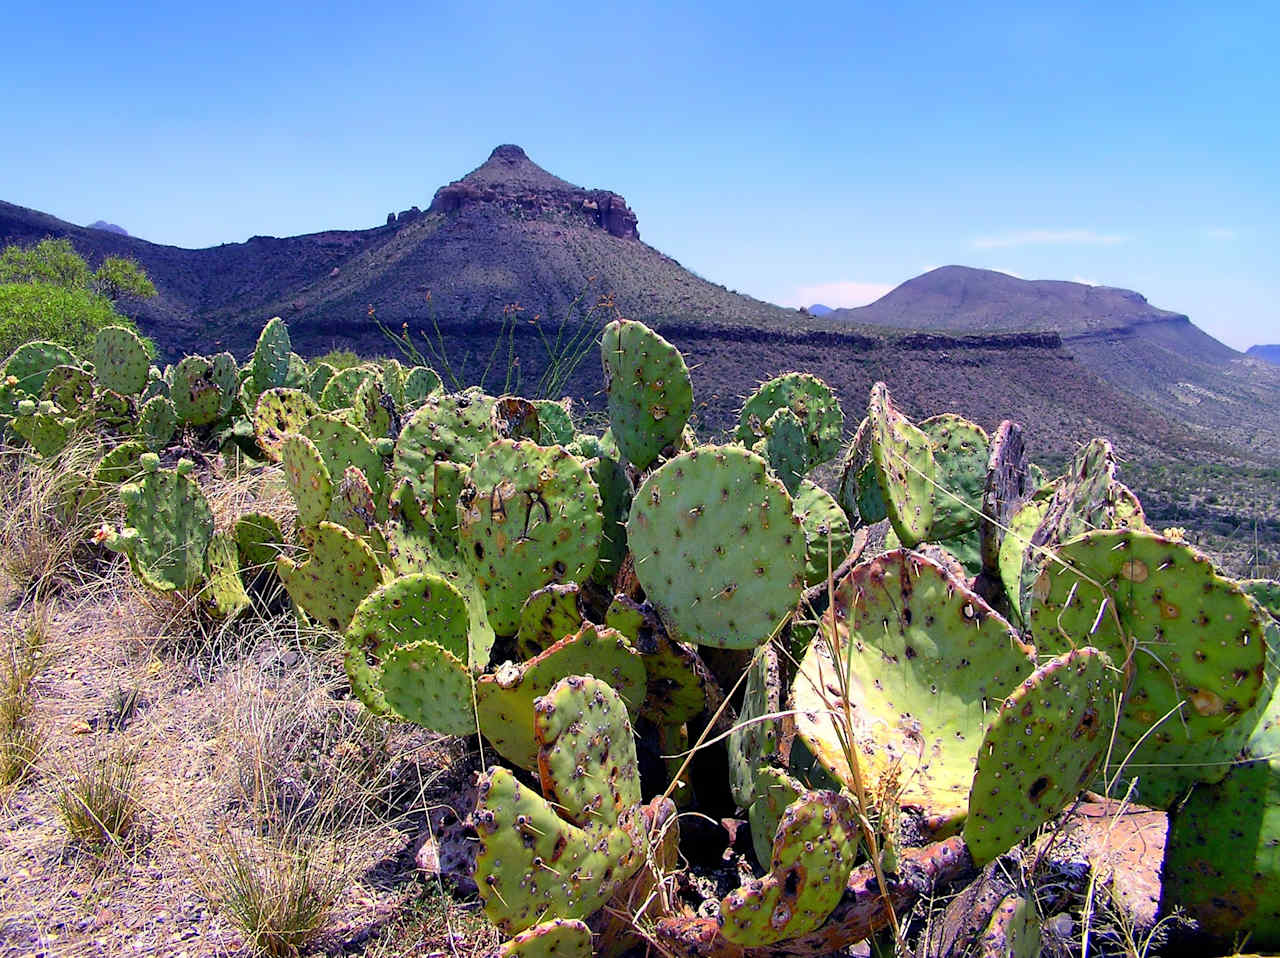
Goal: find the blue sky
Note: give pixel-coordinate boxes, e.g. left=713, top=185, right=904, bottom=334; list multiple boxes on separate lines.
left=4, top=1, right=1276, bottom=348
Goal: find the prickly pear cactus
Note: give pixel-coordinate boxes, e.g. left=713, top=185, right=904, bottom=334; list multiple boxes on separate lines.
left=344, top=572, right=473, bottom=716
left=393, top=389, right=497, bottom=476
left=3, top=340, right=78, bottom=395
left=491, top=396, right=541, bottom=441
left=170, top=355, right=223, bottom=426
left=753, top=406, right=809, bottom=493
left=1242, top=578, right=1280, bottom=620
left=476, top=624, right=645, bottom=769
left=793, top=550, right=1035, bottom=832
left=232, top=512, right=284, bottom=575
left=533, top=399, right=574, bottom=446
left=868, top=382, right=937, bottom=546
left=497, top=918, right=592, bottom=958
left=280, top=433, right=333, bottom=529
left=719, top=790, right=859, bottom=946
left=746, top=766, right=805, bottom=868
left=379, top=638, right=475, bottom=735
left=628, top=445, right=806, bottom=649
left=252, top=388, right=319, bottom=461
left=736, top=372, right=844, bottom=471
left=457, top=440, right=602, bottom=635
left=301, top=413, right=387, bottom=504
left=138, top=395, right=177, bottom=451
left=42, top=364, right=94, bottom=415
left=473, top=676, right=648, bottom=935
left=792, top=478, right=854, bottom=588
left=918, top=413, right=989, bottom=540
left=12, top=399, right=72, bottom=457
left=250, top=316, right=291, bottom=393
left=276, top=521, right=384, bottom=631
left=92, top=325, right=150, bottom=396
left=203, top=531, right=250, bottom=619
left=113, top=455, right=214, bottom=593
left=353, top=375, right=396, bottom=439
left=837, top=416, right=888, bottom=525
left=600, top=319, right=692, bottom=470
left=514, top=583, right=583, bottom=659
left=402, top=365, right=441, bottom=406
left=964, top=647, right=1118, bottom=864
left=1030, top=529, right=1269, bottom=807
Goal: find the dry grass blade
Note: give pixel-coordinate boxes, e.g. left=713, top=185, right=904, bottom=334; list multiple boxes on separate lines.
left=0, top=611, right=50, bottom=787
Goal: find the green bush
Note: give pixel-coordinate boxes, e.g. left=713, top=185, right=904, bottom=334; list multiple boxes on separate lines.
left=0, top=282, right=132, bottom=357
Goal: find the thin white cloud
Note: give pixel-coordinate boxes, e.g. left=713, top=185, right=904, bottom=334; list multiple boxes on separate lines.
left=1205, top=227, right=1236, bottom=241
left=971, top=229, right=1130, bottom=250
left=787, top=280, right=895, bottom=309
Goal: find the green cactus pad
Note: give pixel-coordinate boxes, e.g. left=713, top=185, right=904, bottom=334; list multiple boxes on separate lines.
left=3, top=340, right=77, bottom=395
left=793, top=550, right=1035, bottom=832
left=12, top=400, right=72, bottom=457
left=476, top=624, right=645, bottom=770
left=91, top=325, right=150, bottom=395
left=301, top=412, right=387, bottom=502
left=918, top=413, right=989, bottom=540
left=964, top=647, right=1118, bottom=864
left=252, top=388, right=319, bottom=461
left=628, top=445, right=806, bottom=649
left=203, top=531, right=251, bottom=620
left=1242, top=579, right=1280, bottom=620
left=402, top=365, right=441, bottom=406
left=736, top=372, right=844, bottom=470
left=116, top=456, right=214, bottom=592
left=353, top=375, right=396, bottom=439
left=377, top=358, right=404, bottom=404
left=344, top=572, right=472, bottom=715
left=232, top=512, right=284, bottom=575
left=997, top=493, right=1051, bottom=624
left=276, top=521, right=384, bottom=631
left=170, top=355, right=223, bottom=426
left=600, top=319, right=693, bottom=470
left=978, top=420, right=1032, bottom=578
left=792, top=478, right=855, bottom=588
left=754, top=407, right=809, bottom=493
left=719, top=790, right=859, bottom=946
left=250, top=316, right=291, bottom=392
left=585, top=450, right=630, bottom=587
left=497, top=919, right=592, bottom=958
left=279, top=433, right=333, bottom=530
left=42, top=364, right=94, bottom=413
left=728, top=646, right=782, bottom=807
left=1029, top=529, right=1269, bottom=806
left=458, top=439, right=602, bottom=635
left=209, top=352, right=239, bottom=417
left=307, top=361, right=335, bottom=401
left=473, top=677, right=646, bottom=935
left=868, top=382, right=937, bottom=547
left=138, top=395, right=177, bottom=451
left=533, top=399, right=575, bottom=446
left=319, top=365, right=373, bottom=411
left=515, top=583, right=583, bottom=659
left=285, top=351, right=309, bottom=389
left=378, top=639, right=474, bottom=735
left=331, top=465, right=378, bottom=535
left=978, top=894, right=1041, bottom=958
left=746, top=766, right=805, bottom=868
left=837, top=416, right=888, bottom=525
left=393, top=389, right=497, bottom=476
left=535, top=673, right=643, bottom=825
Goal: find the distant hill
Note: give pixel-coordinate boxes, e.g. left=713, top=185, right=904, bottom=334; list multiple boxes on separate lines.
left=87, top=220, right=128, bottom=236
left=807, top=303, right=834, bottom=316
left=1, top=147, right=1277, bottom=491
left=1247, top=344, right=1280, bottom=365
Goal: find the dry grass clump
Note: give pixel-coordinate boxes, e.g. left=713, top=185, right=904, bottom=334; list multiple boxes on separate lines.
left=0, top=611, right=50, bottom=787
left=0, top=439, right=122, bottom=596
left=53, top=743, right=144, bottom=849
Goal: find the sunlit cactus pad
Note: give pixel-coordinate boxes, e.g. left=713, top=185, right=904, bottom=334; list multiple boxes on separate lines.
left=600, top=318, right=692, bottom=470
left=628, top=444, right=806, bottom=649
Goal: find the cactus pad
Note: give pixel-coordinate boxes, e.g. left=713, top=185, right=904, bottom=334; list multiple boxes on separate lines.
left=719, top=790, right=860, bottom=946
left=736, top=372, right=844, bottom=469
left=42, top=364, right=94, bottom=414
left=600, top=319, right=692, bottom=470
left=793, top=550, right=1035, bottom=831
left=964, top=647, right=1118, bottom=864
left=113, top=456, right=214, bottom=592
left=319, top=366, right=373, bottom=411
left=497, top=919, right=592, bottom=958
left=492, top=396, right=541, bottom=441
left=138, top=395, right=176, bottom=451
left=203, top=531, right=250, bottom=619
left=792, top=478, right=855, bottom=588
left=868, top=382, right=936, bottom=547
left=918, top=414, right=989, bottom=540
left=837, top=416, right=888, bottom=525
left=753, top=407, right=809, bottom=493
left=252, top=388, right=319, bottom=461
left=533, top=399, right=575, bottom=446
left=280, top=433, right=333, bottom=529
left=393, top=389, right=497, bottom=476
left=250, top=316, right=291, bottom=392
left=515, top=583, right=583, bottom=659
left=344, top=572, right=472, bottom=715
left=1029, top=529, right=1269, bottom=805
left=379, top=639, right=474, bottom=735
left=476, top=624, right=644, bottom=769
left=170, top=355, right=224, bottom=426
left=457, top=439, right=602, bottom=635
left=301, top=412, right=387, bottom=502
left=628, top=445, right=806, bottom=649
left=473, top=676, right=646, bottom=935
left=728, top=646, right=782, bottom=807
left=402, top=365, right=441, bottom=406
left=3, top=340, right=78, bottom=395
left=276, top=521, right=384, bottom=631
left=232, top=512, right=284, bottom=575
left=92, top=325, right=150, bottom=395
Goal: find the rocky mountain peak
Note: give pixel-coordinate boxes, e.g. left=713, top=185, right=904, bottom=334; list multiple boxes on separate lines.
left=427, top=144, right=639, bottom=240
